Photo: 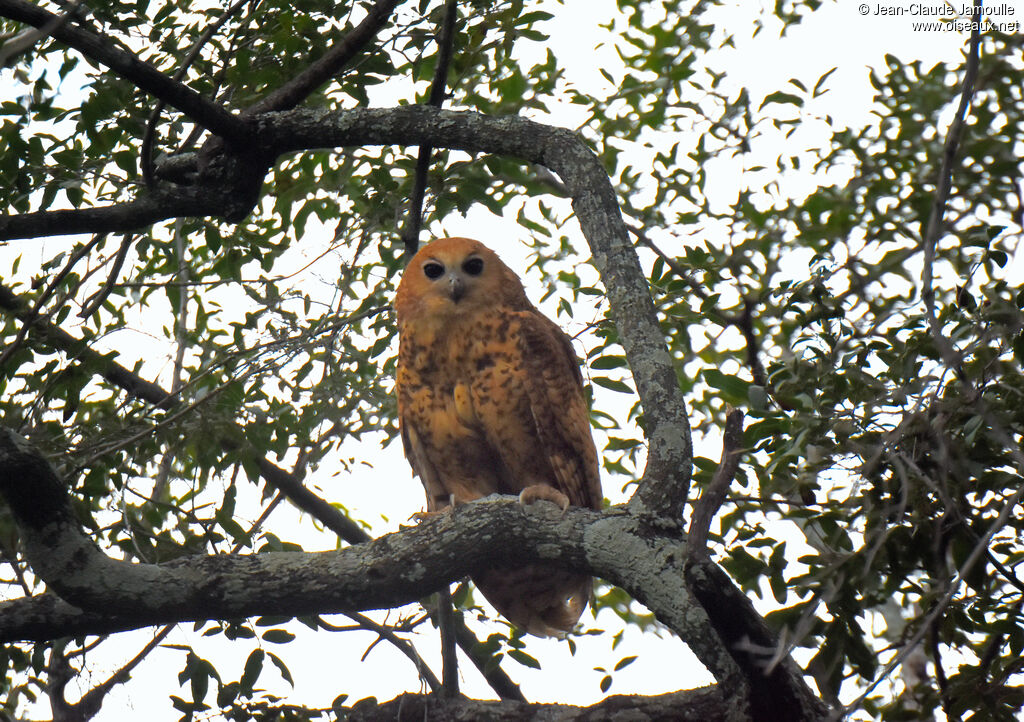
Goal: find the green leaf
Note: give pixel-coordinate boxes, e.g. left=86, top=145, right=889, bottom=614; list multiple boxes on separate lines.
left=592, top=377, right=634, bottom=394
left=261, top=629, right=296, bottom=644
left=759, top=90, right=803, bottom=110
left=508, top=649, right=541, bottom=669
left=613, top=655, right=638, bottom=671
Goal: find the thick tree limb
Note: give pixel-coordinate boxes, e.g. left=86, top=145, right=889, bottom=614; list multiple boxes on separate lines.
left=0, top=187, right=232, bottom=242
left=0, top=430, right=719, bottom=688
left=0, top=430, right=826, bottom=717
left=0, top=0, right=248, bottom=140
left=685, top=559, right=829, bottom=722
left=341, top=688, right=726, bottom=721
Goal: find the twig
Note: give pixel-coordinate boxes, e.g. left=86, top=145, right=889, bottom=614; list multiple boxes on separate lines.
left=68, top=626, right=174, bottom=718
left=686, top=408, right=744, bottom=558
left=0, top=233, right=105, bottom=369
left=246, top=0, right=403, bottom=114
left=627, top=223, right=710, bottom=303
left=78, top=234, right=134, bottom=319
left=334, top=611, right=442, bottom=694
left=920, top=0, right=982, bottom=373
left=629, top=225, right=769, bottom=388
left=152, top=220, right=190, bottom=500
left=400, top=0, right=458, bottom=260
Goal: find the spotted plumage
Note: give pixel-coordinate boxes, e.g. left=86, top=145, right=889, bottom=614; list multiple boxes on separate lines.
left=394, top=237, right=602, bottom=636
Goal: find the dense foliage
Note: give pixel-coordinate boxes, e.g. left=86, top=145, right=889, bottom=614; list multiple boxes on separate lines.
left=1, top=0, right=1022, bottom=719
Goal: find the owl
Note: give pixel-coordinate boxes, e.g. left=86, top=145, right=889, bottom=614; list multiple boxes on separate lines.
left=394, top=237, right=602, bottom=637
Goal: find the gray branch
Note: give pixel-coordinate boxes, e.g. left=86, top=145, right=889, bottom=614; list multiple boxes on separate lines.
left=0, top=428, right=826, bottom=719
left=0, top=424, right=703, bottom=650
left=1, top=106, right=693, bottom=523
left=339, top=688, right=726, bottom=721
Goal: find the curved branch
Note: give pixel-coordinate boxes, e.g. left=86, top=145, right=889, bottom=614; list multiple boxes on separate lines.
left=256, top=105, right=694, bottom=523
left=0, top=0, right=249, bottom=140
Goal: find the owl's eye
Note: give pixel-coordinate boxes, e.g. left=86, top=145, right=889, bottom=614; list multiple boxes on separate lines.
left=462, top=257, right=484, bottom=276
left=423, top=261, right=445, bottom=280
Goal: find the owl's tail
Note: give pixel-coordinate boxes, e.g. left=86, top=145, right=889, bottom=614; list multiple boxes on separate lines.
left=474, top=566, right=592, bottom=637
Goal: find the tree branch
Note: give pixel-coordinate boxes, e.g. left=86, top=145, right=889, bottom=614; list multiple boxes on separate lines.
left=0, top=430, right=827, bottom=716
left=339, top=688, right=726, bottom=721
left=0, top=280, right=528, bottom=697
left=685, top=558, right=829, bottom=721
left=0, top=429, right=720, bottom=688
left=0, top=187, right=230, bottom=242
left=399, top=0, right=458, bottom=259
left=686, top=408, right=744, bottom=558
left=0, top=0, right=77, bottom=67
left=0, top=0, right=249, bottom=140
left=920, top=0, right=982, bottom=372
left=0, top=280, right=370, bottom=543
left=140, top=0, right=253, bottom=186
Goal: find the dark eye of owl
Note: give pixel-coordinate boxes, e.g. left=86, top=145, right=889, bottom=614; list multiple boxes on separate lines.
left=462, top=257, right=484, bottom=276
left=423, top=261, right=445, bottom=280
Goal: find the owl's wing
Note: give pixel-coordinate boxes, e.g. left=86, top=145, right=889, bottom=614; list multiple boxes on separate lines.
left=399, top=419, right=449, bottom=512
left=469, top=309, right=601, bottom=511
left=519, top=311, right=603, bottom=510
left=396, top=344, right=450, bottom=512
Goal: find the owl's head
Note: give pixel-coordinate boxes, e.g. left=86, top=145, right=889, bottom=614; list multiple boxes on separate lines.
left=395, top=237, right=531, bottom=324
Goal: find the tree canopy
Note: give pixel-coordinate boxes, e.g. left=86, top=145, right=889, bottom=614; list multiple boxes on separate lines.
left=1, top=0, right=1023, bottom=719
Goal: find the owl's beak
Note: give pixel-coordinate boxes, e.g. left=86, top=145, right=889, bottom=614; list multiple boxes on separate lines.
left=447, top=275, right=465, bottom=303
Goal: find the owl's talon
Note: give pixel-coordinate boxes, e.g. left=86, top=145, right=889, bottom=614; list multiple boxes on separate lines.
left=518, top=485, right=570, bottom=516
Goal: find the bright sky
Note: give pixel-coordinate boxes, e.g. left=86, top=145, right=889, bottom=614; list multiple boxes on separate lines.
left=4, top=0, right=1024, bottom=719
